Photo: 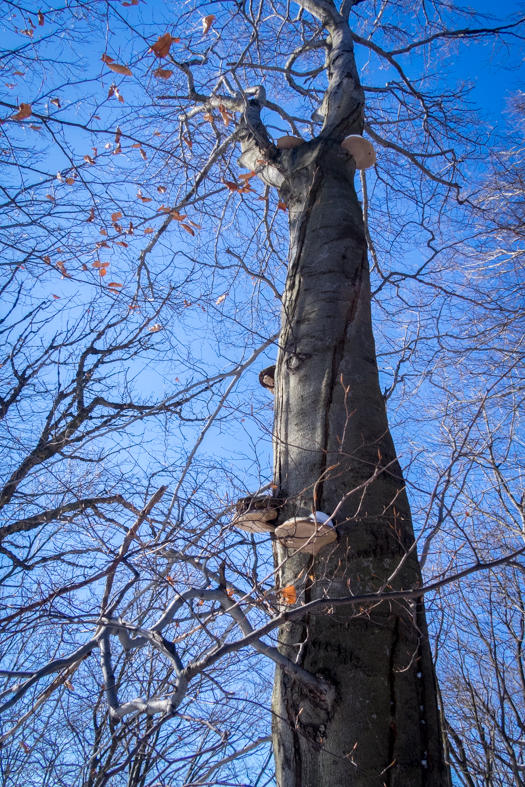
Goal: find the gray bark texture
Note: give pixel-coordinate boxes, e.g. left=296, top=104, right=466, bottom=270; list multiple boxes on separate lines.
left=238, top=3, right=450, bottom=783
left=270, top=140, right=450, bottom=787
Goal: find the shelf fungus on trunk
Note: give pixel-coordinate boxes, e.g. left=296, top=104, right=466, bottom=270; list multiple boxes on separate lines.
left=276, top=135, right=304, bottom=150
left=232, top=495, right=280, bottom=533
left=258, top=365, right=276, bottom=393
left=341, top=135, right=376, bottom=169
left=275, top=512, right=337, bottom=555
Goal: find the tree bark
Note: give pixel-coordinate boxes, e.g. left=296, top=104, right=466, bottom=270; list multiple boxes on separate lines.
left=270, top=140, right=450, bottom=786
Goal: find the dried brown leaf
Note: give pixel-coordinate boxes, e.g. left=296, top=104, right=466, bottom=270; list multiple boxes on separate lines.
left=107, top=63, right=133, bottom=76
left=12, top=103, right=32, bottom=121
left=151, top=32, right=179, bottom=58
left=281, top=585, right=296, bottom=605
left=153, top=67, right=173, bottom=79
left=202, top=14, right=216, bottom=34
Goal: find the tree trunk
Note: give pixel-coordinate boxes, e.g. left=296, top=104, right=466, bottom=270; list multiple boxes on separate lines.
left=271, top=141, right=450, bottom=786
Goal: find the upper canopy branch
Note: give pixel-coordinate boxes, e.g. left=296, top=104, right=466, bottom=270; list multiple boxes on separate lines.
left=293, top=0, right=365, bottom=138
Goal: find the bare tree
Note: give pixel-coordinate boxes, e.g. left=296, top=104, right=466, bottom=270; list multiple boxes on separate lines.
left=2, top=1, right=525, bottom=785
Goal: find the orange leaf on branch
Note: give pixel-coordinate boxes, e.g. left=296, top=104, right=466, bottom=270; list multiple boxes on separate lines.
left=154, top=67, right=173, bottom=79
left=170, top=211, right=187, bottom=221
left=86, top=208, right=95, bottom=222
left=101, top=54, right=114, bottom=64
left=202, top=14, right=216, bottom=34
left=222, top=178, right=241, bottom=192
left=12, top=103, right=32, bottom=121
left=239, top=171, right=256, bottom=181
left=107, top=63, right=133, bottom=76
left=109, top=85, right=125, bottom=102
left=38, top=10, right=44, bottom=25
left=218, top=104, right=232, bottom=127
left=50, top=98, right=60, bottom=107
left=111, top=211, right=123, bottom=222
left=280, top=585, right=297, bottom=605
left=151, top=32, right=179, bottom=58
left=181, top=223, right=195, bottom=236
left=83, top=155, right=95, bottom=165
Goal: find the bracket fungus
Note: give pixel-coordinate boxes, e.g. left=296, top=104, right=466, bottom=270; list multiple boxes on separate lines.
left=276, top=135, right=304, bottom=150
left=275, top=512, right=337, bottom=555
left=259, top=365, right=275, bottom=393
left=232, top=495, right=279, bottom=534
left=341, top=135, right=376, bottom=170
